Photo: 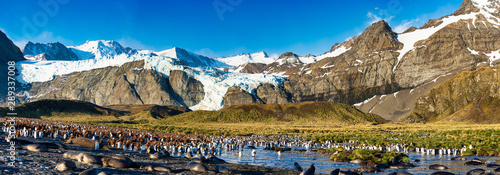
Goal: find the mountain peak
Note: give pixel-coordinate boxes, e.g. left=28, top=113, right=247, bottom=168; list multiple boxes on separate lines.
left=353, top=20, right=402, bottom=52
left=453, top=0, right=500, bottom=16
left=276, top=52, right=301, bottom=65
left=23, top=42, right=78, bottom=61
left=72, top=40, right=129, bottom=58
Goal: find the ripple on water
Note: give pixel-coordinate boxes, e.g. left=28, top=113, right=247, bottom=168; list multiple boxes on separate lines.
left=172, top=147, right=500, bottom=174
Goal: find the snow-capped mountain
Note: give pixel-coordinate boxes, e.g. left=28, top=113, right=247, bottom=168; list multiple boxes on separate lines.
left=68, top=40, right=136, bottom=59
left=23, top=42, right=78, bottom=61
left=214, top=51, right=276, bottom=66
left=156, top=47, right=228, bottom=67
left=9, top=0, right=500, bottom=120
left=15, top=40, right=283, bottom=111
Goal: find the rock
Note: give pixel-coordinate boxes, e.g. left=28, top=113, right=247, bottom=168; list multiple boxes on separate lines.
left=255, top=84, right=292, bottom=104
left=451, top=156, right=467, bottom=161
left=376, top=163, right=389, bottom=169
left=352, top=20, right=402, bottom=52
left=168, top=70, right=204, bottom=106
left=403, top=66, right=500, bottom=124
left=388, top=172, right=413, bottom=175
left=357, top=166, right=378, bottom=173
left=430, top=171, right=454, bottom=175
left=235, top=63, right=267, bottom=73
left=349, top=159, right=365, bottom=164
left=223, top=86, right=262, bottom=108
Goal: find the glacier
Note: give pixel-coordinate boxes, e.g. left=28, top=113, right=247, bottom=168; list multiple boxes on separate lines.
left=15, top=40, right=286, bottom=111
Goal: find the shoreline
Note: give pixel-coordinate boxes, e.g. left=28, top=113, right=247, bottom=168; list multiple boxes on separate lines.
left=0, top=132, right=302, bottom=174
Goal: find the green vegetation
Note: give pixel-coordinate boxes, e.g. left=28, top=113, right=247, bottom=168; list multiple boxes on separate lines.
left=2, top=99, right=500, bottom=156
left=330, top=148, right=409, bottom=166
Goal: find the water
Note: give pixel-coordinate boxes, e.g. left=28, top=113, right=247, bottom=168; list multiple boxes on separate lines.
left=176, top=147, right=500, bottom=174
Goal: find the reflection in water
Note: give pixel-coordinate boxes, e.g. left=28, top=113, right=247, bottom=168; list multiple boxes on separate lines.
left=175, top=146, right=500, bottom=174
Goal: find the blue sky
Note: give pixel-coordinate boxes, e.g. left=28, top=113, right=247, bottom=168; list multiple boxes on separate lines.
left=0, top=0, right=462, bottom=57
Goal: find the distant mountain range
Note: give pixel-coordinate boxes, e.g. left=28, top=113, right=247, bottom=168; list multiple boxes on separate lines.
left=1, top=0, right=500, bottom=122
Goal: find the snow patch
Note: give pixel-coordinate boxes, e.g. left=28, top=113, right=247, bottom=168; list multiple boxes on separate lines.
left=394, top=10, right=500, bottom=72
left=354, top=95, right=377, bottom=107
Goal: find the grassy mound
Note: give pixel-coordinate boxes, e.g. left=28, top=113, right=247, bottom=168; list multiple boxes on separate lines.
left=0, top=99, right=123, bottom=117
left=164, top=101, right=386, bottom=125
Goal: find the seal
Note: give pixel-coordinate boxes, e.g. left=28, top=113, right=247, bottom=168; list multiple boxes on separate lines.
left=215, top=165, right=231, bottom=174
left=39, top=142, right=68, bottom=150
left=140, top=164, right=173, bottom=172
left=149, top=152, right=163, bottom=160
left=23, top=144, right=48, bottom=152
left=294, top=162, right=303, bottom=171
left=101, top=156, right=130, bottom=168
left=187, top=161, right=210, bottom=172
left=191, top=158, right=204, bottom=164
left=185, top=152, right=193, bottom=159
left=205, top=154, right=226, bottom=163
left=300, top=164, right=315, bottom=175
left=66, top=137, right=102, bottom=149
left=63, top=151, right=80, bottom=160
left=466, top=168, right=485, bottom=175
left=5, top=138, right=33, bottom=145
left=78, top=153, right=102, bottom=165
left=79, top=168, right=107, bottom=175
left=429, top=164, right=448, bottom=170
left=55, top=160, right=76, bottom=171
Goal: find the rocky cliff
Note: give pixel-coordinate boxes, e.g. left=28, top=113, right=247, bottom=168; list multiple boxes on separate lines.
left=168, top=70, right=204, bottom=106
left=403, top=65, right=500, bottom=124
left=223, top=86, right=261, bottom=108
left=225, top=1, right=500, bottom=120
left=0, top=30, right=25, bottom=101
left=27, top=61, right=204, bottom=108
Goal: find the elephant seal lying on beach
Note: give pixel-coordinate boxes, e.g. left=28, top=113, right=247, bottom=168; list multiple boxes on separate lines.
left=78, top=153, right=102, bottom=165
left=101, top=156, right=132, bottom=168
left=187, top=161, right=211, bottom=173
left=22, top=144, right=48, bottom=152
left=140, top=164, right=173, bottom=172
left=79, top=168, right=107, bottom=175
left=55, top=160, right=76, bottom=171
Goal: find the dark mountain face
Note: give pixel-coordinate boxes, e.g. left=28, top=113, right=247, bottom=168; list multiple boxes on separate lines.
left=0, top=30, right=25, bottom=101
left=0, top=30, right=24, bottom=63
left=23, top=42, right=78, bottom=61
